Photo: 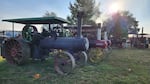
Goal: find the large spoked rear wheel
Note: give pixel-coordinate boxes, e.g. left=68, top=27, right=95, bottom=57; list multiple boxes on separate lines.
left=4, top=38, right=30, bottom=65
left=54, top=51, right=75, bottom=75
left=73, top=51, right=87, bottom=66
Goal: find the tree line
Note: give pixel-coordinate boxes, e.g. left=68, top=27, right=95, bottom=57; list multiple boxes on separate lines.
left=43, top=0, right=139, bottom=39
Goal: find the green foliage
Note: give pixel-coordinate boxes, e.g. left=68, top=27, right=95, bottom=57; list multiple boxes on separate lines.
left=67, top=16, right=75, bottom=25
left=67, top=0, right=101, bottom=25
left=43, top=11, right=57, bottom=17
left=104, top=11, right=139, bottom=39
left=120, top=11, right=139, bottom=28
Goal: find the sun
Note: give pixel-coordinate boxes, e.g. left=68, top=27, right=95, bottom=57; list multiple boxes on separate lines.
left=109, top=2, right=120, bottom=14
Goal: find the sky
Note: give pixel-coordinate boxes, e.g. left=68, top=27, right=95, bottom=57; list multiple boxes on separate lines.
left=0, top=0, right=150, bottom=33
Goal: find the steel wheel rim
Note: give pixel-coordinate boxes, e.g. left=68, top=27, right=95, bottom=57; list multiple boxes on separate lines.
left=88, top=48, right=104, bottom=63
left=74, top=51, right=87, bottom=66
left=54, top=51, right=75, bottom=75
left=4, top=39, right=23, bottom=64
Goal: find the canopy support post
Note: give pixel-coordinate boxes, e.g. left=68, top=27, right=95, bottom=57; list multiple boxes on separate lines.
left=12, top=23, right=14, bottom=37
left=49, top=24, right=51, bottom=31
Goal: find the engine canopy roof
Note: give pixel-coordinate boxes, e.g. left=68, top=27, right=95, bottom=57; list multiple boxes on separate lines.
left=2, top=16, right=69, bottom=24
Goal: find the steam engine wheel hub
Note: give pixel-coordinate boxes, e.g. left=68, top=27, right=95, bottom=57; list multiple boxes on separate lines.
left=3, top=38, right=30, bottom=65
left=10, top=47, right=18, bottom=57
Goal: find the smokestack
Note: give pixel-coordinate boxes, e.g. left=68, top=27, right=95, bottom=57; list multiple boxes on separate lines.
left=77, top=8, right=84, bottom=38
left=142, top=27, right=144, bottom=37
left=104, top=32, right=108, bottom=40
left=142, top=27, right=143, bottom=34
left=97, top=23, right=101, bottom=40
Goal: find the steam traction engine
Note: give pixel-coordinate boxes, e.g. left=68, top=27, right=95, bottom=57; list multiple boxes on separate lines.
left=65, top=23, right=112, bottom=63
left=1, top=16, right=89, bottom=75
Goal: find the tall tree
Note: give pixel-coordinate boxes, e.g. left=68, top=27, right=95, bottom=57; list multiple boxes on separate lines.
left=103, top=11, right=139, bottom=39
left=43, top=11, right=57, bottom=17
left=111, top=13, right=122, bottom=39
left=120, top=11, right=138, bottom=29
left=67, top=0, right=101, bottom=25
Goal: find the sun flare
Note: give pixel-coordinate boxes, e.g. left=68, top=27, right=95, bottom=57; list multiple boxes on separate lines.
left=109, top=2, right=120, bottom=14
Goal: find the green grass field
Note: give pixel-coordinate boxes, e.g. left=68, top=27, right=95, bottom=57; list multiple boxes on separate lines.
left=0, top=48, right=150, bottom=84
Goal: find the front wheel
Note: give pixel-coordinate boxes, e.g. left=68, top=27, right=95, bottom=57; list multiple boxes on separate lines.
left=73, top=51, right=87, bottom=66
left=54, top=51, right=75, bottom=75
left=88, top=48, right=104, bottom=63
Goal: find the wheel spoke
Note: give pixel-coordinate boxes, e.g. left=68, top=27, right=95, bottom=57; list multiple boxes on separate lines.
left=73, top=51, right=87, bottom=66
left=54, top=51, right=75, bottom=75
left=88, top=48, right=104, bottom=63
left=4, top=39, right=22, bottom=64
left=3, top=38, right=30, bottom=65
